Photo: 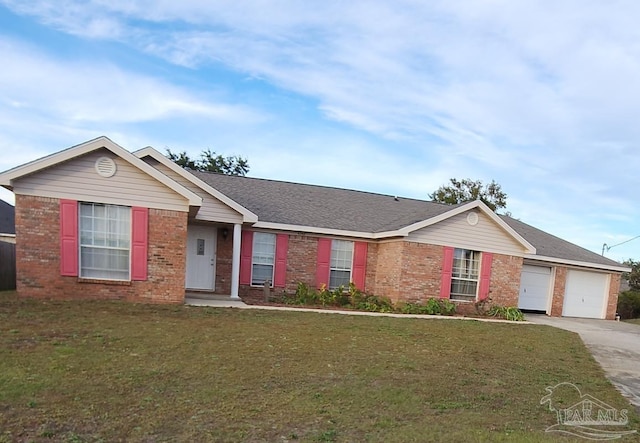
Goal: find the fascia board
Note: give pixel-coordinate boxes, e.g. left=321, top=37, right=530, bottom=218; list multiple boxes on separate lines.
left=134, top=147, right=258, bottom=223
left=524, top=254, right=631, bottom=273
left=251, top=221, right=377, bottom=239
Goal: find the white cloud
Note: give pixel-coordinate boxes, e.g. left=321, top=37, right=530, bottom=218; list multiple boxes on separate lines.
left=0, top=37, right=261, bottom=124
left=2, top=0, right=640, bottom=258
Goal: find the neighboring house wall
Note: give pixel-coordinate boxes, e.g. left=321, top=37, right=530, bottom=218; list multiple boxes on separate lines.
left=13, top=150, right=188, bottom=212
left=15, top=195, right=187, bottom=303
left=0, top=239, right=16, bottom=291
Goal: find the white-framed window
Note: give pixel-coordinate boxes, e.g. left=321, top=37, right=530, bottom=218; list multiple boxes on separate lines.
left=450, top=248, right=480, bottom=301
left=252, top=232, right=276, bottom=286
left=329, top=240, right=353, bottom=289
left=79, top=202, right=131, bottom=280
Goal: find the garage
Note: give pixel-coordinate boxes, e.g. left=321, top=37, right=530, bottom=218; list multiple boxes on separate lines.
left=518, top=265, right=552, bottom=312
left=562, top=270, right=609, bottom=319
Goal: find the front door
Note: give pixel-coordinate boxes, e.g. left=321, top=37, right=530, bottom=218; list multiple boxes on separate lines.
left=186, top=225, right=217, bottom=290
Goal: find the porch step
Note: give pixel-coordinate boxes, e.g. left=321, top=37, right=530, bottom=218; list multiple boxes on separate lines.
left=185, top=292, right=234, bottom=300
left=185, top=292, right=247, bottom=308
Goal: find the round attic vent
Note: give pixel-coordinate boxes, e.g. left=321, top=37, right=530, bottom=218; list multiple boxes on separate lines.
left=467, top=212, right=479, bottom=226
left=95, top=157, right=116, bottom=178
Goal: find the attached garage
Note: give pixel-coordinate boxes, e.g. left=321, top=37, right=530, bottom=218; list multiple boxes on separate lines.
left=562, top=270, right=609, bottom=319
left=518, top=265, right=552, bottom=312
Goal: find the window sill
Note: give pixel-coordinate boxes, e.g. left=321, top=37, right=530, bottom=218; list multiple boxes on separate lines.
left=78, top=278, right=131, bottom=286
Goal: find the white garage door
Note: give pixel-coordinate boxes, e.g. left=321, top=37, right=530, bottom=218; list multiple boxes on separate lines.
left=562, top=270, right=609, bottom=319
left=518, top=265, right=552, bottom=311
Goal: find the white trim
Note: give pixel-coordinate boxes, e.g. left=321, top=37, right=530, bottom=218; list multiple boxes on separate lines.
left=249, top=231, right=276, bottom=287
left=524, top=254, right=630, bottom=273
left=328, top=239, right=354, bottom=290
left=252, top=221, right=378, bottom=239
left=0, top=136, right=202, bottom=207
left=133, top=146, right=258, bottom=223
left=230, top=223, right=241, bottom=299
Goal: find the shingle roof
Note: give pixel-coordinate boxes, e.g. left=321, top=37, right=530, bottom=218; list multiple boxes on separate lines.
left=191, top=171, right=456, bottom=232
left=0, top=199, right=15, bottom=234
left=500, top=216, right=622, bottom=268
left=191, top=171, right=624, bottom=269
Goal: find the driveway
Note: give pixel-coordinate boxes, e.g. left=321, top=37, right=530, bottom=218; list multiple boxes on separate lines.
left=527, top=315, right=640, bottom=412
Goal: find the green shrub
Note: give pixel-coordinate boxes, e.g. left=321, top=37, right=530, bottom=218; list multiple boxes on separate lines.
left=284, top=282, right=319, bottom=305
left=487, top=306, right=525, bottom=321
left=617, top=290, right=640, bottom=319
left=439, top=299, right=456, bottom=316
left=397, top=298, right=457, bottom=316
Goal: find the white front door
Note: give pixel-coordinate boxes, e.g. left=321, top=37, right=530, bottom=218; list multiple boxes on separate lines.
left=186, top=225, right=217, bottom=290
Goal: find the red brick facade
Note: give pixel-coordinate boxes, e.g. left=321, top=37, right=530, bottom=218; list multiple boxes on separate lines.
left=225, top=232, right=623, bottom=318
left=606, top=273, right=621, bottom=320
left=550, top=267, right=567, bottom=317
left=13, top=194, right=622, bottom=317
left=488, top=254, right=523, bottom=307
left=15, top=194, right=187, bottom=303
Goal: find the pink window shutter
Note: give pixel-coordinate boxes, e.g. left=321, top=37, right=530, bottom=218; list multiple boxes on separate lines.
left=316, top=238, right=332, bottom=289
left=239, top=230, right=253, bottom=285
left=478, top=252, right=493, bottom=301
left=352, top=242, right=368, bottom=291
left=273, top=234, right=288, bottom=288
left=439, top=246, right=454, bottom=298
left=131, top=207, right=149, bottom=281
left=59, top=199, right=78, bottom=276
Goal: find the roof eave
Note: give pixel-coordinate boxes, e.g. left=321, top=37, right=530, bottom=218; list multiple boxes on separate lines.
left=525, top=254, right=631, bottom=273
left=134, top=147, right=258, bottom=223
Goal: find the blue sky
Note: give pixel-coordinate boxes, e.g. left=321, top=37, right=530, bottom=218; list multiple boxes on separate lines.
left=0, top=1, right=638, bottom=262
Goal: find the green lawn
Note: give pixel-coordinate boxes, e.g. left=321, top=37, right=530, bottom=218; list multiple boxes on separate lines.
left=625, top=318, right=640, bottom=325
left=1, top=292, right=638, bottom=442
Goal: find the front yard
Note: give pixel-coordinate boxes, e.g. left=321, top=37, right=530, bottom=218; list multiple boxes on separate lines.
left=1, top=292, right=638, bottom=442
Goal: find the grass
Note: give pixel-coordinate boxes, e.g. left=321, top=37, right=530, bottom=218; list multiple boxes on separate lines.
left=1, top=291, right=639, bottom=442
left=625, top=318, right=640, bottom=325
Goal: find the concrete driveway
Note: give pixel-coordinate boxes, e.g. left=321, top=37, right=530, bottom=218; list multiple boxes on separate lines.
left=527, top=314, right=640, bottom=411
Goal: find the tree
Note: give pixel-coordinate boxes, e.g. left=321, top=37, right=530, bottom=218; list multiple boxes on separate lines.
left=166, top=148, right=249, bottom=176
left=623, top=259, right=640, bottom=291
left=429, top=178, right=507, bottom=212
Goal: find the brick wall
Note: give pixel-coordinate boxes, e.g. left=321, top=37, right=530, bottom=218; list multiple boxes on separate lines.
left=488, top=254, right=523, bottom=306
left=397, top=242, right=443, bottom=302
left=550, top=266, right=567, bottom=317
left=214, top=228, right=233, bottom=295
left=373, top=241, right=405, bottom=301
left=606, top=273, right=621, bottom=320
left=237, top=232, right=319, bottom=302
left=15, top=194, right=187, bottom=303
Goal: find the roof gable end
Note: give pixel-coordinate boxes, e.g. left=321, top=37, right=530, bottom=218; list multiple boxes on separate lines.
left=133, top=147, right=258, bottom=223
left=0, top=136, right=202, bottom=207
left=382, top=200, right=536, bottom=253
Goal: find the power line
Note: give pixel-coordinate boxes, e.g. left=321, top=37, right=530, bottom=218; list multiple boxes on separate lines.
left=602, top=235, right=640, bottom=256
